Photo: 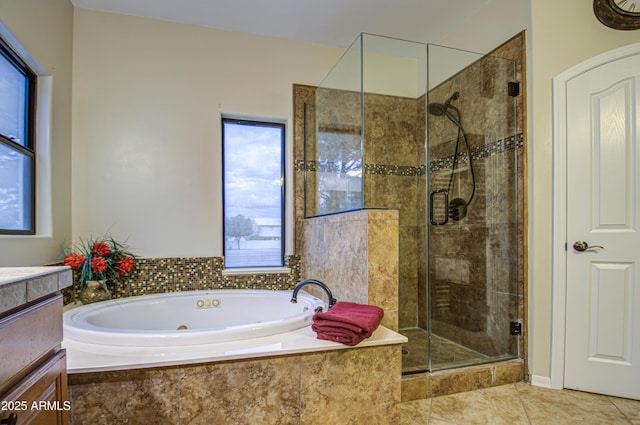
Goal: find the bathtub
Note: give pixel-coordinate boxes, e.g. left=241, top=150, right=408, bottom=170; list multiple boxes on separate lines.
left=63, top=289, right=326, bottom=347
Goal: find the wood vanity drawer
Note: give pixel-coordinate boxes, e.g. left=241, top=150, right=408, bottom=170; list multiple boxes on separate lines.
left=0, top=294, right=63, bottom=395
left=0, top=350, right=69, bottom=425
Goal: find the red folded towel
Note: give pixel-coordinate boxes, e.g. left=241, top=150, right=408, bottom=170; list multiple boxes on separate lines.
left=311, top=301, right=384, bottom=346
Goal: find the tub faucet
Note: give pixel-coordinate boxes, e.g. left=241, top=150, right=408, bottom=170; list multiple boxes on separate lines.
left=290, top=279, right=336, bottom=310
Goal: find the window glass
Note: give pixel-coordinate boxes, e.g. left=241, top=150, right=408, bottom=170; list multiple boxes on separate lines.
left=0, top=142, right=32, bottom=231
left=0, top=37, right=35, bottom=234
left=0, top=54, right=28, bottom=146
left=222, top=119, right=285, bottom=268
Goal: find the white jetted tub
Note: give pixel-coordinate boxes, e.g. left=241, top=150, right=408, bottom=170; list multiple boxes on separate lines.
left=63, top=289, right=326, bottom=347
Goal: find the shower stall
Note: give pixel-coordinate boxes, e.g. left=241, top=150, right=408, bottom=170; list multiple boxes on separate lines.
left=303, top=33, right=520, bottom=373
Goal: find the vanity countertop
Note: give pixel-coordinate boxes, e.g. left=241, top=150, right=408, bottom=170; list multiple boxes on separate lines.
left=0, top=266, right=70, bottom=286
left=0, top=266, right=72, bottom=316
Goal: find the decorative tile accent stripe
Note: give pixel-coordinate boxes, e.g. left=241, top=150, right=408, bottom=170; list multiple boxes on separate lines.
left=63, top=255, right=302, bottom=304
left=364, top=164, right=417, bottom=176
left=297, top=133, right=524, bottom=176
left=430, top=133, right=524, bottom=172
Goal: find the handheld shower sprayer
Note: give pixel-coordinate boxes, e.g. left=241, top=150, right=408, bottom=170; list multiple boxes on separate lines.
left=428, top=91, right=476, bottom=222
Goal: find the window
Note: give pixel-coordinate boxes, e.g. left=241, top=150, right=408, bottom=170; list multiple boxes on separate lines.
left=222, top=118, right=285, bottom=268
left=0, top=36, right=36, bottom=234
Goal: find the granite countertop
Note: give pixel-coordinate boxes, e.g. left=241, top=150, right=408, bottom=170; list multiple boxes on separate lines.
left=0, top=266, right=70, bottom=286
left=0, top=266, right=72, bottom=315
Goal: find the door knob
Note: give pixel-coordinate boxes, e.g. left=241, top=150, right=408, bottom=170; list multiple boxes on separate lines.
left=573, top=241, right=604, bottom=252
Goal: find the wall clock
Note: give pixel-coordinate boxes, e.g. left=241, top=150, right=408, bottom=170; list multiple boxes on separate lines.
left=594, top=0, right=640, bottom=30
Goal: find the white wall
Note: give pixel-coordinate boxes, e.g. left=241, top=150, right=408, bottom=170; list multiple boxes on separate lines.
left=72, top=9, right=343, bottom=258
left=0, top=0, right=74, bottom=266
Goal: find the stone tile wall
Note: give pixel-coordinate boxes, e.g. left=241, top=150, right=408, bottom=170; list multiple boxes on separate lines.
left=299, top=209, right=399, bottom=331
left=69, top=344, right=402, bottom=425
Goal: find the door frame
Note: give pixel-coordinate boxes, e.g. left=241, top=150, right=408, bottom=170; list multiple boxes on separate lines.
left=550, top=41, right=640, bottom=390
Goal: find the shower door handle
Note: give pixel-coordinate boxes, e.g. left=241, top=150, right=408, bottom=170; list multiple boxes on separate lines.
left=430, top=189, right=449, bottom=225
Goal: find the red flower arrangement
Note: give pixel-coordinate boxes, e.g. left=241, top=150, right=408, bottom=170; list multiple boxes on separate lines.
left=64, top=236, right=136, bottom=284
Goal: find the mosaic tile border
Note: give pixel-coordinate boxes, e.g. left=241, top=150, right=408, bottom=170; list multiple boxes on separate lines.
left=364, top=164, right=418, bottom=176
left=430, top=133, right=524, bottom=172
left=296, top=133, right=524, bottom=175
left=63, top=255, right=301, bottom=304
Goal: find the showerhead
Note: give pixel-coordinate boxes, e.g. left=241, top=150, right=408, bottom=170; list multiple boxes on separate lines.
left=428, top=91, right=460, bottom=118
left=427, top=102, right=447, bottom=116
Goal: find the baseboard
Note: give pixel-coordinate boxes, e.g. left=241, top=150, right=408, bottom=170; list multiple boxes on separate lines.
left=530, top=375, right=552, bottom=388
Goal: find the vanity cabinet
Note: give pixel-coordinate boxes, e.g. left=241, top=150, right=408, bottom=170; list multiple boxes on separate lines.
left=0, top=294, right=69, bottom=425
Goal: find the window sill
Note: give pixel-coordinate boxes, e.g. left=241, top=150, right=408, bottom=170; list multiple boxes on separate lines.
left=221, top=267, right=291, bottom=276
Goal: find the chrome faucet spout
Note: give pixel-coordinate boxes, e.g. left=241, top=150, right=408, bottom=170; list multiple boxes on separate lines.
left=290, top=279, right=336, bottom=310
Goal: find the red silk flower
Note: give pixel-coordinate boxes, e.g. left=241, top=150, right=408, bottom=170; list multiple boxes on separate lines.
left=64, top=253, right=86, bottom=269
left=90, top=257, right=108, bottom=274
left=92, top=242, right=111, bottom=257
left=116, top=256, right=134, bottom=275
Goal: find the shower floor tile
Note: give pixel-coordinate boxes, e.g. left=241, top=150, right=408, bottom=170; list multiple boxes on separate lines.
left=400, top=327, right=488, bottom=373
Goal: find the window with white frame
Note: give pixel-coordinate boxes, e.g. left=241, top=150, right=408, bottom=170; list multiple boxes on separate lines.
left=0, top=36, right=36, bottom=234
left=222, top=118, right=285, bottom=268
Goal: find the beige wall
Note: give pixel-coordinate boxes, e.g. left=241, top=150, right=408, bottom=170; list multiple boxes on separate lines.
left=71, top=8, right=343, bottom=258
left=0, top=0, right=74, bottom=266
left=528, top=0, right=640, bottom=379
left=437, top=0, right=531, bottom=54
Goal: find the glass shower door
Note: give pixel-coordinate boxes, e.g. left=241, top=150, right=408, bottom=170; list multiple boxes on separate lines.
left=426, top=45, right=519, bottom=370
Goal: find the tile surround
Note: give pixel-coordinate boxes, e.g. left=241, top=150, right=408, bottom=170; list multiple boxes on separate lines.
left=63, top=255, right=301, bottom=304
left=299, top=209, right=399, bottom=331
left=68, top=344, right=402, bottom=425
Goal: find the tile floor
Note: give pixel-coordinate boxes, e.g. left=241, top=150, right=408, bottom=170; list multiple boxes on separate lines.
left=400, top=382, right=640, bottom=425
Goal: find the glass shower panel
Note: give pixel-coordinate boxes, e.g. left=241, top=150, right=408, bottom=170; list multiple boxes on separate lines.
left=360, top=34, right=427, bottom=210
left=426, top=44, right=519, bottom=370
left=304, top=35, right=364, bottom=218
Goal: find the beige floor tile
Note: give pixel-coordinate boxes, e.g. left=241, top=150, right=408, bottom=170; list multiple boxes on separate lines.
left=428, top=384, right=529, bottom=425
left=400, top=399, right=431, bottom=425
left=400, top=383, right=640, bottom=425
left=610, top=397, right=640, bottom=422
left=516, top=384, right=631, bottom=425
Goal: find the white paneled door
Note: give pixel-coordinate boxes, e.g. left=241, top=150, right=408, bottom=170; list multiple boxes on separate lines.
left=564, top=51, right=640, bottom=400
